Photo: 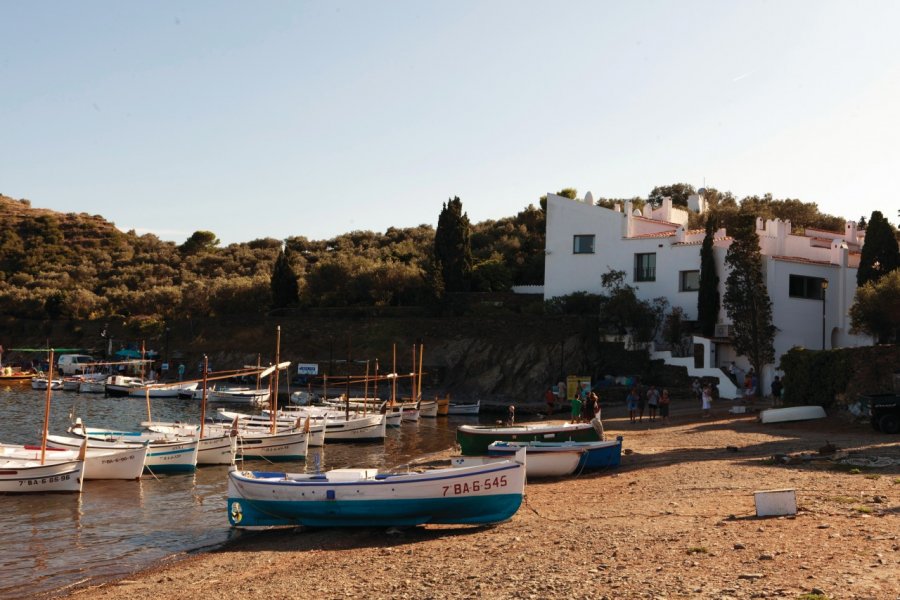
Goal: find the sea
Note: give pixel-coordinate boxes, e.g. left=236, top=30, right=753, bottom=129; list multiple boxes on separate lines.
left=0, top=384, right=473, bottom=599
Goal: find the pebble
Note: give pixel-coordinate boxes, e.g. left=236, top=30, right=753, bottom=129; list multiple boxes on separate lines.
left=758, top=554, right=775, bottom=561
left=734, top=543, right=746, bottom=550
left=738, top=573, right=764, bottom=580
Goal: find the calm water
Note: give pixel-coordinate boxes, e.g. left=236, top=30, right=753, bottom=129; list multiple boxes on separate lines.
left=0, top=384, right=472, bottom=599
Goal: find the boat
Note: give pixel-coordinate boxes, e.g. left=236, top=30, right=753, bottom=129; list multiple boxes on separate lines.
left=0, top=367, right=35, bottom=383
left=452, top=446, right=582, bottom=478
left=418, top=400, right=438, bottom=418
left=456, top=418, right=604, bottom=456
left=0, top=441, right=147, bottom=480
left=253, top=407, right=385, bottom=443
left=486, top=437, right=623, bottom=471
left=226, top=448, right=526, bottom=528
left=0, top=456, right=85, bottom=493
left=447, top=400, right=480, bottom=415
left=436, top=395, right=450, bottom=416
left=31, top=376, right=63, bottom=390
left=207, top=386, right=271, bottom=406
left=62, top=423, right=200, bottom=473
left=759, top=405, right=827, bottom=424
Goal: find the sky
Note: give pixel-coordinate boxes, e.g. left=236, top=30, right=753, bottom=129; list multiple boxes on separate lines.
left=1, top=1, right=899, bottom=245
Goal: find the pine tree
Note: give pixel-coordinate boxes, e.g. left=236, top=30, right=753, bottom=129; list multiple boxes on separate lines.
left=723, top=215, right=776, bottom=387
left=697, top=215, right=720, bottom=337
left=270, top=247, right=300, bottom=308
left=857, top=211, right=899, bottom=287
left=433, top=197, right=473, bottom=293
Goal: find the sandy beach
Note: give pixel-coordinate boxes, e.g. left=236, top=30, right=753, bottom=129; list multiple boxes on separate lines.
left=53, top=400, right=899, bottom=600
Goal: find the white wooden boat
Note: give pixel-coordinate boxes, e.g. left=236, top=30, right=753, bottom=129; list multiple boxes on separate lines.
left=227, top=448, right=526, bottom=528
left=418, top=400, right=438, bottom=418
left=207, top=387, right=271, bottom=406
left=401, top=406, right=420, bottom=422
left=142, top=425, right=238, bottom=465
left=759, top=405, right=827, bottom=424
left=453, top=443, right=582, bottom=478
left=486, top=438, right=623, bottom=471
left=62, top=424, right=199, bottom=473
left=79, top=379, right=107, bottom=393
left=447, top=400, right=480, bottom=415
left=31, top=376, right=63, bottom=390
left=0, top=441, right=147, bottom=480
left=0, top=456, right=85, bottom=493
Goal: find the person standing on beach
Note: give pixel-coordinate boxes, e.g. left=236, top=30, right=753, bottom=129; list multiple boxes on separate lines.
left=570, top=392, right=582, bottom=423
left=177, top=363, right=185, bottom=381
left=771, top=376, right=783, bottom=406
left=659, top=388, right=671, bottom=424
left=701, top=384, right=713, bottom=417
left=626, top=387, right=638, bottom=423
left=692, top=378, right=702, bottom=408
left=646, top=385, right=659, bottom=421
left=545, top=387, right=556, bottom=416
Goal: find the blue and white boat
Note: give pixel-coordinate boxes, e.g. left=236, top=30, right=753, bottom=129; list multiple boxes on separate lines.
left=227, top=448, right=526, bottom=529
left=62, top=421, right=199, bottom=473
left=486, top=436, right=623, bottom=471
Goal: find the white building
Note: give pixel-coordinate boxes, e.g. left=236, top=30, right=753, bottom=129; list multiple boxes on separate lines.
left=543, top=191, right=873, bottom=398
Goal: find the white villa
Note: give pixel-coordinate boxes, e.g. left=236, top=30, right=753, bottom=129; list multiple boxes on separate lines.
left=543, top=190, right=874, bottom=398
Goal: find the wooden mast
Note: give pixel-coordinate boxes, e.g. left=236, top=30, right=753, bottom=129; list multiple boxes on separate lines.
left=363, top=360, right=370, bottom=417
left=344, top=335, right=351, bottom=422
left=391, top=344, right=397, bottom=409
left=40, top=349, right=54, bottom=464
left=418, top=343, right=424, bottom=401
left=200, top=355, right=208, bottom=439
left=271, top=326, right=281, bottom=435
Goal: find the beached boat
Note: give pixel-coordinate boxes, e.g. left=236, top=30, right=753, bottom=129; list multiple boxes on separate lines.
left=63, top=423, right=199, bottom=473
left=452, top=446, right=582, bottom=478
left=759, top=405, right=827, bottom=424
left=227, top=448, right=526, bottom=528
left=456, top=419, right=603, bottom=456
left=0, top=456, right=85, bottom=493
left=0, top=441, right=147, bottom=480
left=447, top=400, right=480, bottom=415
left=486, top=437, right=623, bottom=471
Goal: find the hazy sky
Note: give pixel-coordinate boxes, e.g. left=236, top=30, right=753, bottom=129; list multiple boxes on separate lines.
left=2, top=1, right=898, bottom=245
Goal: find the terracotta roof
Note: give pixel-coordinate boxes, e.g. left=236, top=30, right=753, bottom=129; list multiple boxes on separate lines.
left=674, top=236, right=731, bottom=246
left=629, top=231, right=676, bottom=239
left=804, top=226, right=843, bottom=237
left=633, top=215, right=682, bottom=227
left=771, top=255, right=835, bottom=266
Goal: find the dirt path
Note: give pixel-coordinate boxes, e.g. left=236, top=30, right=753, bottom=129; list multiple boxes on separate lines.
left=53, top=402, right=899, bottom=600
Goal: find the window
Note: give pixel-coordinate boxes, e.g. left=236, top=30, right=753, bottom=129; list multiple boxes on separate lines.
left=634, top=253, right=656, bottom=281
left=680, top=270, right=700, bottom=292
left=573, top=235, right=595, bottom=254
left=788, top=275, right=826, bottom=299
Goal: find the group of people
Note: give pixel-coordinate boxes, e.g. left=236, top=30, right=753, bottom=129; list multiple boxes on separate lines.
left=626, top=384, right=670, bottom=424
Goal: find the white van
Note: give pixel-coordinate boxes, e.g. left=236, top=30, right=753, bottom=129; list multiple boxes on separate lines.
left=57, top=354, right=95, bottom=375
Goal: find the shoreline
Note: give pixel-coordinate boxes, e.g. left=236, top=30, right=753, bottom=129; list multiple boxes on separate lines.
left=49, top=401, right=899, bottom=600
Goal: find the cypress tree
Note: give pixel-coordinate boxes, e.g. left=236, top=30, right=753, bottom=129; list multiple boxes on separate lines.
left=857, top=211, right=899, bottom=287
left=697, top=215, right=720, bottom=337
left=723, top=215, right=776, bottom=386
left=270, top=247, right=300, bottom=308
left=433, top=197, right=473, bottom=293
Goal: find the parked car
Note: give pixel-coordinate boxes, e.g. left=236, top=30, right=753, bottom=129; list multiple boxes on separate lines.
left=57, top=354, right=95, bottom=375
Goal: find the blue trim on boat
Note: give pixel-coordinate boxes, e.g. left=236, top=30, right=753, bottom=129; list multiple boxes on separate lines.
left=228, top=493, right=523, bottom=527
left=240, top=462, right=519, bottom=487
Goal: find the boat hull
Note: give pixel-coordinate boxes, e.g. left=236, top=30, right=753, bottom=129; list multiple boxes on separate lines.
left=1, top=443, right=147, bottom=480
left=447, top=401, right=480, bottom=415
left=0, top=459, right=84, bottom=493
left=759, top=406, right=827, bottom=424
left=227, top=458, right=525, bottom=528
left=456, top=420, right=602, bottom=455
